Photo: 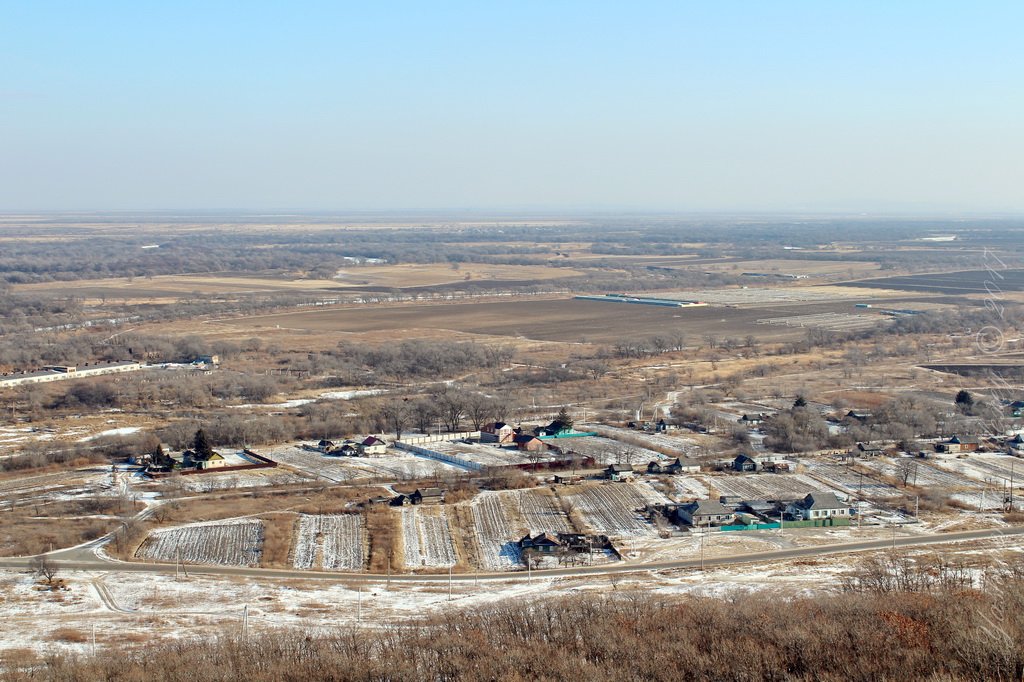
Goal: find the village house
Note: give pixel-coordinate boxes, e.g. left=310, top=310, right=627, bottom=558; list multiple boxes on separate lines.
left=647, top=457, right=701, bottom=475
left=183, top=449, right=227, bottom=470
left=733, top=454, right=759, bottom=472
left=1006, top=433, right=1024, bottom=451
left=535, top=420, right=574, bottom=437
left=855, top=441, right=887, bottom=457
left=411, top=488, right=445, bottom=505
left=732, top=453, right=787, bottom=472
left=519, top=531, right=562, bottom=554
left=673, top=499, right=734, bottom=527
left=513, top=434, right=548, bottom=452
left=605, top=463, right=634, bottom=482
left=481, top=421, right=516, bottom=444
left=738, top=413, right=767, bottom=427
left=787, top=492, right=849, bottom=520
left=317, top=439, right=336, bottom=453
left=359, top=436, right=387, bottom=456
left=936, top=435, right=981, bottom=453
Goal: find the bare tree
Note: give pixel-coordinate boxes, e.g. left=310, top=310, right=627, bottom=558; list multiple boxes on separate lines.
left=895, top=458, right=919, bottom=487
left=435, top=388, right=466, bottom=433
left=379, top=398, right=411, bottom=440
left=30, top=555, right=59, bottom=586
left=411, top=399, right=439, bottom=434
left=463, top=392, right=495, bottom=431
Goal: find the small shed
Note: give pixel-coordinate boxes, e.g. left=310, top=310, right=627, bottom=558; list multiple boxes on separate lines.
left=411, top=488, right=445, bottom=505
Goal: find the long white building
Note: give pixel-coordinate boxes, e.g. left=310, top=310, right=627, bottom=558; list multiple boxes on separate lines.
left=0, top=361, right=146, bottom=389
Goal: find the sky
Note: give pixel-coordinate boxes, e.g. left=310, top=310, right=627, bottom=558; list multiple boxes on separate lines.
left=1, top=1, right=1022, bottom=213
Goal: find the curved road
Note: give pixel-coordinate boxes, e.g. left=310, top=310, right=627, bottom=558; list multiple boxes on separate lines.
left=2, top=526, right=1021, bottom=583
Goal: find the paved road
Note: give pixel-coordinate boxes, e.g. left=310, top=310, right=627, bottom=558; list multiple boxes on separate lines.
left=2, top=526, right=1021, bottom=583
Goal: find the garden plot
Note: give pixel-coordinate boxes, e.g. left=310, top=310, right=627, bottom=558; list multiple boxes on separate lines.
left=800, top=460, right=900, bottom=498
left=428, top=441, right=536, bottom=468
left=699, top=473, right=838, bottom=501
left=291, top=514, right=365, bottom=571
left=566, top=483, right=668, bottom=537
left=401, top=507, right=457, bottom=568
left=558, top=436, right=668, bottom=466
left=265, top=444, right=461, bottom=482
left=470, top=492, right=525, bottom=570
left=757, top=313, right=883, bottom=332
left=179, top=470, right=311, bottom=492
left=860, top=458, right=982, bottom=490
left=136, top=519, right=263, bottom=567
left=586, top=426, right=697, bottom=457
left=515, top=489, right=574, bottom=534
left=669, top=475, right=711, bottom=499
left=930, top=455, right=1023, bottom=487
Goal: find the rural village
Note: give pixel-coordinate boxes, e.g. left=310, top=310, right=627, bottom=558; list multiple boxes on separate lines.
left=0, top=216, right=1022, bottom=673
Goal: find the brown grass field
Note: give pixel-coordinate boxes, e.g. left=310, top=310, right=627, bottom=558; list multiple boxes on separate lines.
left=220, top=296, right=945, bottom=344
left=13, top=263, right=584, bottom=301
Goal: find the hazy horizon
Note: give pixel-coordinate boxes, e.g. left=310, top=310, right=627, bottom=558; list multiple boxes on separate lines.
left=2, top=2, right=1022, bottom=213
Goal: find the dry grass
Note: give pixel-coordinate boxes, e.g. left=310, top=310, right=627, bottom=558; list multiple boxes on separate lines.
left=0, top=513, right=120, bottom=557
left=364, top=507, right=400, bottom=573
left=50, top=627, right=89, bottom=644
left=259, top=513, right=296, bottom=569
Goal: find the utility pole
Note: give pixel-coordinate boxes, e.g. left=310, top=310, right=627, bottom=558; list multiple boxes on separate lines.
left=1010, top=461, right=1016, bottom=512
left=448, top=564, right=453, bottom=601
left=914, top=496, right=919, bottom=519
left=699, top=524, right=705, bottom=571
left=242, top=605, right=248, bottom=638
left=92, top=624, right=97, bottom=657
left=357, top=586, right=362, bottom=622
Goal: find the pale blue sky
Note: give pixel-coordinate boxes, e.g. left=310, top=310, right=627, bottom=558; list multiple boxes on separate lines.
left=1, top=2, right=1021, bottom=212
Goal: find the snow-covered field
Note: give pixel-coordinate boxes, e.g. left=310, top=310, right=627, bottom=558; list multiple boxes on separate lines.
left=668, top=475, right=711, bottom=499
left=178, top=469, right=312, bottom=492
left=930, top=454, right=1024, bottom=488
left=800, top=460, right=900, bottom=498
left=291, top=514, right=365, bottom=571
left=699, top=472, right=843, bottom=501
left=136, top=519, right=264, bottom=567
left=470, top=493, right=525, bottom=570
left=556, top=436, right=667, bottom=466
left=565, top=482, right=668, bottom=538
left=428, top=441, right=535, bottom=468
left=401, top=507, right=457, bottom=568
left=586, top=425, right=698, bottom=457
left=264, top=444, right=462, bottom=482
left=860, top=457, right=983, bottom=490
left=514, top=489, right=573, bottom=534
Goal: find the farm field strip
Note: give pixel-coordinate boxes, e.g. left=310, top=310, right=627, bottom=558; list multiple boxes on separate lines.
left=291, top=514, right=365, bottom=571
left=470, top=493, right=524, bottom=571
left=558, top=435, right=669, bottom=465
left=515, top=490, right=573, bottom=533
left=859, top=458, right=982, bottom=490
left=588, top=425, right=699, bottom=456
left=930, top=455, right=1024, bottom=487
left=264, top=445, right=461, bottom=482
left=756, top=312, right=883, bottom=331
left=401, top=507, right=457, bottom=568
left=136, top=519, right=264, bottom=567
left=669, top=475, right=711, bottom=499
left=698, top=473, right=836, bottom=501
left=321, top=515, right=365, bottom=570
left=568, top=483, right=667, bottom=537
left=800, top=461, right=901, bottom=498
